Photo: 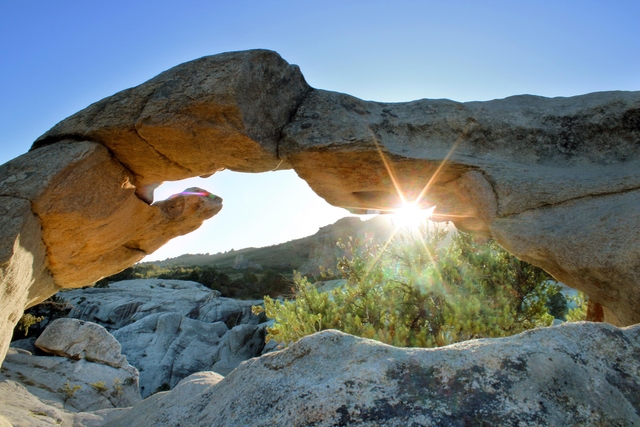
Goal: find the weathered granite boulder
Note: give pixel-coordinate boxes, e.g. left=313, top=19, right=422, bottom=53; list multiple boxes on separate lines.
left=60, top=280, right=266, bottom=397
left=35, top=318, right=129, bottom=369
left=0, top=143, right=222, bottom=362
left=0, top=141, right=223, bottom=289
left=0, top=378, right=129, bottom=426
left=0, top=196, right=56, bottom=365
left=104, top=324, right=639, bottom=427
left=0, top=348, right=140, bottom=412
left=112, top=313, right=265, bottom=397
left=210, top=323, right=266, bottom=376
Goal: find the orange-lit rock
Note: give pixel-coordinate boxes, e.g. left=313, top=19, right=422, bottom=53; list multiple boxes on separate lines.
left=33, top=49, right=309, bottom=202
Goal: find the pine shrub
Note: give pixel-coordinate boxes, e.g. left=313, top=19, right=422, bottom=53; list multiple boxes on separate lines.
left=256, top=225, right=558, bottom=348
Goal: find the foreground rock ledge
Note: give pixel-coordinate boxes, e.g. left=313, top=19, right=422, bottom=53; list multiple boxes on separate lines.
left=105, top=324, right=640, bottom=427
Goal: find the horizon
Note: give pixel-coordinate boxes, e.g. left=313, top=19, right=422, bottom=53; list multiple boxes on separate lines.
left=1, top=1, right=638, bottom=261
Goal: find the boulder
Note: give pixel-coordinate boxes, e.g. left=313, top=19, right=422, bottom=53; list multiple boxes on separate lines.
left=59, top=280, right=267, bottom=397
left=103, top=372, right=223, bottom=427
left=210, top=323, right=266, bottom=376
left=0, top=143, right=222, bottom=363
left=0, top=196, right=56, bottom=365
left=0, top=348, right=140, bottom=412
left=104, top=324, right=639, bottom=427
left=112, top=313, right=265, bottom=397
left=0, top=378, right=129, bottom=426
left=35, top=318, right=129, bottom=369
left=0, top=141, right=223, bottom=289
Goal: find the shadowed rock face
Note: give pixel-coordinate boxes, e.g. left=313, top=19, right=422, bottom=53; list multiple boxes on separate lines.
left=0, top=48, right=638, bottom=364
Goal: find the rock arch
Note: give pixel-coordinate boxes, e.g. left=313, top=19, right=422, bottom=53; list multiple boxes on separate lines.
left=1, top=49, right=639, bottom=362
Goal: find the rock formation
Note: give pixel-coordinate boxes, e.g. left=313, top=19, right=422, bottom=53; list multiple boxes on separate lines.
left=1, top=347, right=140, bottom=413
left=62, top=279, right=261, bottom=330
left=281, top=89, right=640, bottom=326
left=35, top=318, right=130, bottom=369
left=61, top=279, right=268, bottom=397
left=0, top=142, right=222, bottom=362
left=103, top=323, right=640, bottom=426
left=0, top=48, right=638, bottom=364
left=0, top=378, right=129, bottom=427
left=112, top=312, right=265, bottom=397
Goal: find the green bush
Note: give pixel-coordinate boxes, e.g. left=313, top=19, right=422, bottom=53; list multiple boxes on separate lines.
left=15, top=313, right=45, bottom=337
left=256, top=225, right=558, bottom=348
left=89, top=380, right=108, bottom=393
left=12, top=294, right=70, bottom=341
left=59, top=380, right=82, bottom=401
left=565, top=292, right=588, bottom=322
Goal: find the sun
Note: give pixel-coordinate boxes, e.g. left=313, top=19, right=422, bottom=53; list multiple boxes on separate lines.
left=391, top=202, right=436, bottom=229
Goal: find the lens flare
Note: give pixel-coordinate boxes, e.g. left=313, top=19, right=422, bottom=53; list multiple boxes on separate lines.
left=167, top=187, right=222, bottom=201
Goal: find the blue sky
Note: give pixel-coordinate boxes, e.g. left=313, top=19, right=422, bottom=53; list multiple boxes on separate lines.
left=1, top=1, right=639, bottom=260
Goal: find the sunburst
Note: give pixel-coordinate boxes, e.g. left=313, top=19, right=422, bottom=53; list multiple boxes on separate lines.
left=347, top=136, right=462, bottom=280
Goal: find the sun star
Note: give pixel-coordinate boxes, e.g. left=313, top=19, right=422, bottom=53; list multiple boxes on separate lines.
left=391, top=203, right=436, bottom=229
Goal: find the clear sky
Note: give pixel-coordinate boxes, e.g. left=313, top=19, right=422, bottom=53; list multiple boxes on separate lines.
left=1, top=1, right=638, bottom=261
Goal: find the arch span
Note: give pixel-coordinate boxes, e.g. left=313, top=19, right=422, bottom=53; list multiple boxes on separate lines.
left=1, top=49, right=639, bottom=362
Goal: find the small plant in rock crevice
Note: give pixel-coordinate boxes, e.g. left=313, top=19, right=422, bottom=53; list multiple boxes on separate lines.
left=59, top=380, right=82, bottom=401
left=111, top=378, right=124, bottom=398
left=89, top=380, right=109, bottom=393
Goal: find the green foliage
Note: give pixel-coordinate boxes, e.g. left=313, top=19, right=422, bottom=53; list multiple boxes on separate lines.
left=546, top=291, right=568, bottom=319
left=99, top=263, right=293, bottom=300
left=565, top=292, right=588, bottom=322
left=59, top=380, right=81, bottom=400
left=242, top=271, right=258, bottom=284
left=16, top=314, right=44, bottom=337
left=258, top=226, right=557, bottom=348
left=12, top=295, right=70, bottom=341
left=111, top=378, right=123, bottom=398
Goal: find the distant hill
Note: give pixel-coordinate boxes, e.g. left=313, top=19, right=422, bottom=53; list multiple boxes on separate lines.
left=143, top=215, right=397, bottom=274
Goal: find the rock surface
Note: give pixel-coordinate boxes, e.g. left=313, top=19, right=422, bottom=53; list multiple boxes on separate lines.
left=0, top=143, right=222, bottom=362
left=0, top=378, right=128, bottom=426
left=62, top=280, right=267, bottom=397
left=112, top=312, right=265, bottom=397
left=35, top=318, right=129, bottom=369
left=1, top=348, right=140, bottom=412
left=63, top=279, right=261, bottom=330
left=0, top=196, right=56, bottom=365
left=32, top=49, right=310, bottom=200
left=104, top=324, right=640, bottom=427
left=0, top=141, right=223, bottom=289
